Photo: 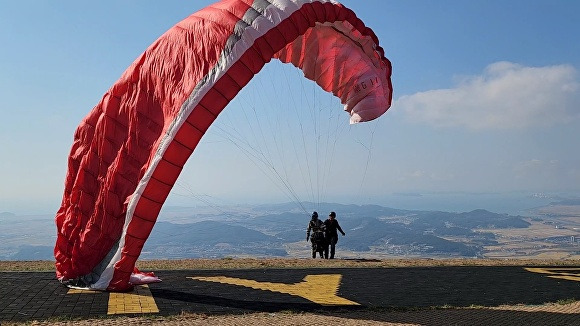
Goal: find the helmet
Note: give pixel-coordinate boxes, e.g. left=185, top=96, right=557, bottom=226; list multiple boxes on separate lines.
left=311, top=211, right=318, bottom=219
left=329, top=211, right=336, bottom=218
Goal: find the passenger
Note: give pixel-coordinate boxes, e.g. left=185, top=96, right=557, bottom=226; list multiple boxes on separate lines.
left=306, top=211, right=326, bottom=259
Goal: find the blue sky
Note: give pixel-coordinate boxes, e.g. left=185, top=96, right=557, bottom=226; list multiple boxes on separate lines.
left=1, top=0, right=579, bottom=215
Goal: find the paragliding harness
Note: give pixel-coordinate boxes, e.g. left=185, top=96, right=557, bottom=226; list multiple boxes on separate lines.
left=309, top=220, right=327, bottom=258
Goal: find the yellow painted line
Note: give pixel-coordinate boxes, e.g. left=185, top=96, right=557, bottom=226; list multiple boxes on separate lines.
left=107, top=284, right=159, bottom=315
left=525, top=267, right=580, bottom=282
left=67, top=288, right=98, bottom=294
left=68, top=285, right=159, bottom=315
left=190, top=274, right=359, bottom=306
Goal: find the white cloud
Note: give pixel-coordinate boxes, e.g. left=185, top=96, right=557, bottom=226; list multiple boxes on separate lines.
left=398, top=169, right=456, bottom=184
left=408, top=170, right=426, bottom=178
left=509, top=159, right=580, bottom=191
left=513, top=159, right=559, bottom=179
left=396, top=62, right=580, bottom=130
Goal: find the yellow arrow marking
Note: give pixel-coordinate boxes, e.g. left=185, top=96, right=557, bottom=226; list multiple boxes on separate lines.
left=525, top=267, right=580, bottom=282
left=190, top=274, right=359, bottom=306
left=67, top=285, right=159, bottom=315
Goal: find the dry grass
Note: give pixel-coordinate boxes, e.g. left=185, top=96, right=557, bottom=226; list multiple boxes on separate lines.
left=1, top=257, right=578, bottom=272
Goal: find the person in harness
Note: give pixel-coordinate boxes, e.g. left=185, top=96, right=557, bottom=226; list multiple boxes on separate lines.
left=306, top=211, right=327, bottom=258
left=323, top=211, right=345, bottom=259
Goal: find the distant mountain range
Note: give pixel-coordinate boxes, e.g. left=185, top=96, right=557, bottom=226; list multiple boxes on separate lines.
left=144, top=204, right=529, bottom=259
left=0, top=202, right=556, bottom=261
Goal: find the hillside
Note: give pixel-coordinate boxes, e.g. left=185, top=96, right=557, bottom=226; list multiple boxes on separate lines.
left=1, top=202, right=579, bottom=261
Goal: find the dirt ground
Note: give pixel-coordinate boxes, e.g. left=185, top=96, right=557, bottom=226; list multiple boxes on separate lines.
left=4, top=302, right=580, bottom=326
left=2, top=257, right=578, bottom=272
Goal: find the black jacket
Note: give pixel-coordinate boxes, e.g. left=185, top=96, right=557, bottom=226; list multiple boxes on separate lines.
left=324, top=218, right=344, bottom=237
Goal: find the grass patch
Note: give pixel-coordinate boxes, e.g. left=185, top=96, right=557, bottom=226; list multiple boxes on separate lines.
left=556, top=298, right=578, bottom=305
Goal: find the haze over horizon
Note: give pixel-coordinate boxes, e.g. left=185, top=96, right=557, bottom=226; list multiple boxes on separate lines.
left=1, top=1, right=579, bottom=215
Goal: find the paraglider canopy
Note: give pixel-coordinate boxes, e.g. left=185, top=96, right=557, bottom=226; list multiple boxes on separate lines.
left=54, top=0, right=392, bottom=291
